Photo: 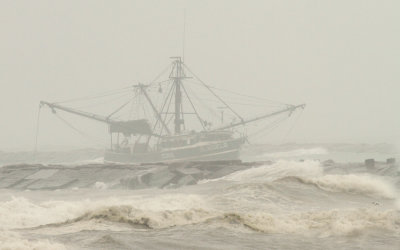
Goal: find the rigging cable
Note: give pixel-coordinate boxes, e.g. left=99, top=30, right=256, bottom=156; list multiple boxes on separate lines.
left=151, top=78, right=173, bottom=87
left=248, top=114, right=289, bottom=140
left=181, top=83, right=206, bottom=130
left=34, top=104, right=42, bottom=153
left=184, top=79, right=289, bottom=106
left=54, top=113, right=104, bottom=147
left=146, top=84, right=175, bottom=146
left=106, top=91, right=139, bottom=119
left=149, top=63, right=173, bottom=86
left=153, top=82, right=175, bottom=133
left=157, top=83, right=176, bottom=141
left=281, top=108, right=304, bottom=143
left=177, top=93, right=285, bottom=108
left=70, top=92, right=132, bottom=110
left=183, top=64, right=244, bottom=121
left=55, top=86, right=132, bottom=104
left=183, top=9, right=186, bottom=63
left=183, top=83, right=220, bottom=119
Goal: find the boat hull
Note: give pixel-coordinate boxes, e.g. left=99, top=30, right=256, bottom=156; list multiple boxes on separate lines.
left=104, top=138, right=244, bottom=164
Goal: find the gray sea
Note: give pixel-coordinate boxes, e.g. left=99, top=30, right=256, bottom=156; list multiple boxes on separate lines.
left=0, top=144, right=399, bottom=249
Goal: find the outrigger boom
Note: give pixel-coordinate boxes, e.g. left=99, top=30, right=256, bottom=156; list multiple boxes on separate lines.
left=212, top=104, right=306, bottom=131
left=40, top=101, right=305, bottom=134
left=40, top=101, right=158, bottom=137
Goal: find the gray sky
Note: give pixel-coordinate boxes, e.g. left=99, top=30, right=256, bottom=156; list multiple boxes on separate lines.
left=1, top=0, right=399, bottom=150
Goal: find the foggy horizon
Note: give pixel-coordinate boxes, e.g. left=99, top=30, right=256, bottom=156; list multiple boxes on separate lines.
left=1, top=2, right=400, bottom=250
left=1, top=0, right=399, bottom=151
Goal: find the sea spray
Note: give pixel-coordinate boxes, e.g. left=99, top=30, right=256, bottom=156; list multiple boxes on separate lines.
left=0, top=154, right=399, bottom=249
left=278, top=174, right=397, bottom=199
left=199, top=160, right=323, bottom=184
left=93, top=182, right=108, bottom=190
left=0, top=230, right=66, bottom=250
left=5, top=199, right=398, bottom=237
left=0, top=194, right=209, bottom=230
left=206, top=209, right=400, bottom=237
left=263, top=147, right=328, bottom=158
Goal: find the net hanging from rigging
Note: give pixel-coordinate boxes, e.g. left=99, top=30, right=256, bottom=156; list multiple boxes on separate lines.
left=54, top=113, right=105, bottom=147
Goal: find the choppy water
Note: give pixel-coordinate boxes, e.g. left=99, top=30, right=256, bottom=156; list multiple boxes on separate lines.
left=0, top=145, right=399, bottom=249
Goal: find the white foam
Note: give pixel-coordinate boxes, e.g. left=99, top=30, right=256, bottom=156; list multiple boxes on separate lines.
left=200, top=160, right=323, bottom=184
left=0, top=230, right=66, bottom=250
left=70, top=205, right=215, bottom=229
left=0, top=194, right=209, bottom=230
left=297, top=174, right=397, bottom=199
left=1, top=191, right=399, bottom=238
left=0, top=197, right=83, bottom=230
left=228, top=208, right=400, bottom=236
left=65, top=205, right=400, bottom=236
left=93, top=181, right=108, bottom=190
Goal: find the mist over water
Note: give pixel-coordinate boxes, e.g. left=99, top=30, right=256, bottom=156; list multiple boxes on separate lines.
left=1, top=1, right=399, bottom=249
left=0, top=145, right=399, bottom=249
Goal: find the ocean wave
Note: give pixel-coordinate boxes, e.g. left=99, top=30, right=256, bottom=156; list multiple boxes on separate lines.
left=200, top=160, right=323, bottom=183
left=0, top=194, right=208, bottom=230
left=35, top=205, right=400, bottom=237
left=209, top=209, right=400, bottom=236
left=58, top=205, right=215, bottom=229
left=2, top=194, right=399, bottom=238
left=93, top=235, right=127, bottom=249
left=278, top=174, right=397, bottom=199
left=0, top=197, right=84, bottom=230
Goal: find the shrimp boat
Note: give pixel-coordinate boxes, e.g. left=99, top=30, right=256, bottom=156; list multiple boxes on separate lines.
left=40, top=57, right=305, bottom=163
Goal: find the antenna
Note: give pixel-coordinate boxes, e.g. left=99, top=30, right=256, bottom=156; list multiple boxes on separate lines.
left=182, top=9, right=186, bottom=63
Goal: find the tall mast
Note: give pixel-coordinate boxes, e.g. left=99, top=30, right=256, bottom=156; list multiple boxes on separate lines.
left=170, top=57, right=185, bottom=134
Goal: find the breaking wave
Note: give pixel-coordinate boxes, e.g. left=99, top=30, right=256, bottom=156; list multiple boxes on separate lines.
left=209, top=209, right=400, bottom=236
left=35, top=205, right=400, bottom=237
left=200, top=160, right=323, bottom=183
left=0, top=194, right=208, bottom=230
left=278, top=174, right=397, bottom=199
left=1, top=187, right=399, bottom=241
left=57, top=205, right=215, bottom=229
left=2, top=194, right=396, bottom=238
